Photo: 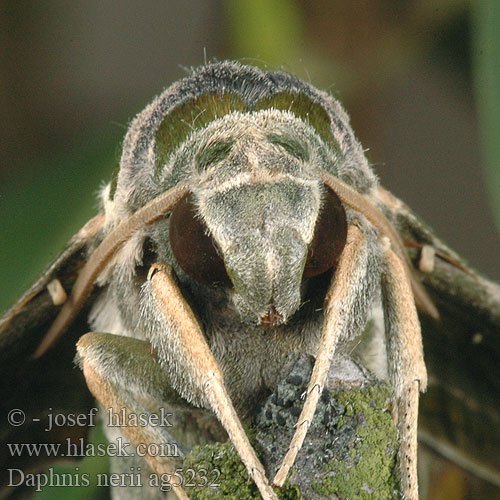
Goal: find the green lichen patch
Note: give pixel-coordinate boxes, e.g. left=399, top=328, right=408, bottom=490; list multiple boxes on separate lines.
left=312, top=384, right=400, bottom=500
left=181, top=441, right=300, bottom=500
left=179, top=355, right=400, bottom=500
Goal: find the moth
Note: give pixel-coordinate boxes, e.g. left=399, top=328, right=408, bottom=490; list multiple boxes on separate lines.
left=1, top=61, right=499, bottom=500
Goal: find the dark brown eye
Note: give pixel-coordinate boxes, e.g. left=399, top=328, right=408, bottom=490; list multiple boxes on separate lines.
left=303, top=187, right=347, bottom=278
left=169, top=193, right=232, bottom=286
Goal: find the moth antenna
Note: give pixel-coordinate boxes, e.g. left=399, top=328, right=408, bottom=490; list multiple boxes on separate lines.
left=33, top=182, right=190, bottom=358
left=149, top=264, right=278, bottom=500
left=274, top=225, right=367, bottom=486
left=317, top=169, right=439, bottom=319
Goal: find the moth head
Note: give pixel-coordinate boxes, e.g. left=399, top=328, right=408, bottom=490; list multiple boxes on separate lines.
left=169, top=186, right=346, bottom=327
left=103, top=68, right=381, bottom=324
left=33, top=62, right=435, bottom=359
left=166, top=111, right=348, bottom=327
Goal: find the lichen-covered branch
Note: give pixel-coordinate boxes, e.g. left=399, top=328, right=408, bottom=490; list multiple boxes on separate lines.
left=182, top=355, right=400, bottom=499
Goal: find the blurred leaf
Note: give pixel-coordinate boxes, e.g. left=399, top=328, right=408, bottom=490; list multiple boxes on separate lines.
left=472, top=1, right=500, bottom=232
left=0, top=134, right=117, bottom=314
left=225, top=0, right=302, bottom=65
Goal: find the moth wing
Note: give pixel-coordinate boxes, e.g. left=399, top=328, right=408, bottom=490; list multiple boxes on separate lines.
left=377, top=186, right=500, bottom=495
left=0, top=214, right=105, bottom=493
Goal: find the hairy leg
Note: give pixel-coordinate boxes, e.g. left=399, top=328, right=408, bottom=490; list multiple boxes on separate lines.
left=77, top=333, right=190, bottom=500
left=382, top=247, right=427, bottom=500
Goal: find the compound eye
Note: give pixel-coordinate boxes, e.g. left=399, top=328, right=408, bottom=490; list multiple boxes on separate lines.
left=303, top=187, right=347, bottom=278
left=169, top=193, right=232, bottom=287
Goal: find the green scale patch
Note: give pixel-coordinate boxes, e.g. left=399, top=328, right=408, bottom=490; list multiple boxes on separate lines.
left=156, top=92, right=337, bottom=175
left=110, top=90, right=340, bottom=200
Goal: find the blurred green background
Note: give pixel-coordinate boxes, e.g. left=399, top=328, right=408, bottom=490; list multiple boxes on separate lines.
left=1, top=1, right=499, bottom=498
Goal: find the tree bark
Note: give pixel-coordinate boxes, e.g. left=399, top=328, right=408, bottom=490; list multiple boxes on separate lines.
left=182, top=355, right=401, bottom=499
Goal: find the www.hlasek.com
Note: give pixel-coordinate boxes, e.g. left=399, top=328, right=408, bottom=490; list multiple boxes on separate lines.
left=7, top=436, right=179, bottom=459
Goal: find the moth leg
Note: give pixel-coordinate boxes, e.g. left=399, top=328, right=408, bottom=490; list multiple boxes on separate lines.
left=77, top=333, right=191, bottom=500
left=147, top=263, right=278, bottom=500
left=274, top=224, right=370, bottom=486
left=382, top=247, right=427, bottom=500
